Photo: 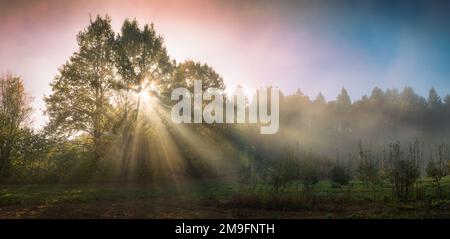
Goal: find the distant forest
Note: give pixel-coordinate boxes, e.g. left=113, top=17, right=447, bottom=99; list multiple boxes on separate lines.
left=274, top=85, right=450, bottom=156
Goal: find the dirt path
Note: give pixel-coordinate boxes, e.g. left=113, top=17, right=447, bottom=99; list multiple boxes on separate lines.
left=2, top=197, right=449, bottom=218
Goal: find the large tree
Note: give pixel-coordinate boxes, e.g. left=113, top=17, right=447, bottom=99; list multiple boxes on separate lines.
left=166, top=60, right=225, bottom=125
left=113, top=19, right=173, bottom=177
left=0, top=74, right=32, bottom=177
left=45, top=15, right=116, bottom=163
left=172, top=60, right=225, bottom=92
left=163, top=60, right=225, bottom=104
left=114, top=19, right=173, bottom=119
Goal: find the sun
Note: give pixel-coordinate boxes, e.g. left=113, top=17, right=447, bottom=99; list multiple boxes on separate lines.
left=139, top=90, right=152, bottom=104
left=138, top=81, right=160, bottom=105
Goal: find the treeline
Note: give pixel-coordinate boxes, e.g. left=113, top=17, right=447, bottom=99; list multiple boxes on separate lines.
left=2, top=15, right=450, bottom=185
left=245, top=86, right=450, bottom=159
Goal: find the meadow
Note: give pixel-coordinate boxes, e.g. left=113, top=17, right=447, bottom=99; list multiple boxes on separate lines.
left=1, top=177, right=449, bottom=218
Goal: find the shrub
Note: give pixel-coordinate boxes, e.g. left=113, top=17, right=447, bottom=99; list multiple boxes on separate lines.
left=330, top=164, right=350, bottom=186
left=426, top=160, right=447, bottom=196
left=386, top=141, right=420, bottom=201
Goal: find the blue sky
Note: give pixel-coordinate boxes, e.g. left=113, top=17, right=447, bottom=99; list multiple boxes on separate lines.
left=277, top=0, right=450, bottom=99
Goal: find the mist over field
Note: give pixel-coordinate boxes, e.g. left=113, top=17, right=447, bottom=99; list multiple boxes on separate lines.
left=1, top=0, right=450, bottom=219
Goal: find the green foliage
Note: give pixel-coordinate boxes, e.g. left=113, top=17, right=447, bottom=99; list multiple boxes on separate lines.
left=0, top=74, right=33, bottom=178
left=45, top=15, right=116, bottom=147
left=298, top=157, right=319, bottom=193
left=115, top=19, right=172, bottom=91
left=330, top=164, right=350, bottom=186
left=386, top=141, right=421, bottom=201
left=426, top=145, right=448, bottom=196
left=10, top=130, right=51, bottom=181
left=266, top=150, right=297, bottom=192
left=356, top=142, right=380, bottom=186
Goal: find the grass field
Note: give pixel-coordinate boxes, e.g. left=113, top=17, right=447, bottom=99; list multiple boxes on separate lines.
left=1, top=177, right=450, bottom=218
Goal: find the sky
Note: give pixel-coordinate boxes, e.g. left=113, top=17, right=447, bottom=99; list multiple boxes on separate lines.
left=1, top=0, right=450, bottom=128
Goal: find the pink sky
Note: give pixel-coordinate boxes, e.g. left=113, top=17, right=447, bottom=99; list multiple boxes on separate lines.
left=1, top=0, right=315, bottom=128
